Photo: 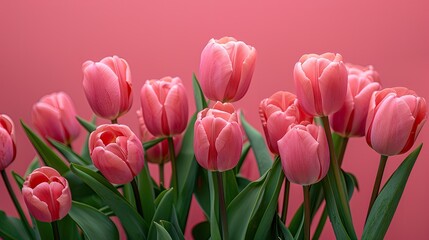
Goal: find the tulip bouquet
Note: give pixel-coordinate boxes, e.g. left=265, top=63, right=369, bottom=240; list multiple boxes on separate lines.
left=0, top=37, right=427, bottom=240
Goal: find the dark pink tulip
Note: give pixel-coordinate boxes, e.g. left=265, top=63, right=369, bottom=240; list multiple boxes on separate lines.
left=294, top=53, right=348, bottom=116
left=89, top=124, right=144, bottom=184
left=259, top=91, right=312, bottom=154
left=82, top=56, right=133, bottom=120
left=32, top=92, right=80, bottom=145
left=366, top=87, right=427, bottom=156
left=140, top=77, right=188, bottom=137
left=0, top=114, right=16, bottom=170
left=194, top=102, right=242, bottom=172
left=278, top=123, right=329, bottom=185
left=199, top=37, right=257, bottom=102
left=22, top=167, right=71, bottom=222
left=137, top=110, right=182, bottom=164
left=329, top=64, right=382, bottom=137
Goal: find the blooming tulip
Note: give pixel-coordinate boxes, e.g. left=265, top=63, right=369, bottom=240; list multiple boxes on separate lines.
left=0, top=114, right=16, bottom=170
left=278, top=123, right=329, bottom=185
left=32, top=92, right=80, bottom=145
left=366, top=87, right=427, bottom=156
left=89, top=124, right=144, bottom=184
left=329, top=64, right=381, bottom=137
left=194, top=102, right=242, bottom=171
left=199, top=37, right=257, bottom=102
left=82, top=56, right=133, bottom=120
left=137, top=110, right=182, bottom=164
left=294, top=53, right=348, bottom=116
left=22, top=167, right=71, bottom=222
left=140, top=77, right=188, bottom=137
left=259, top=91, right=312, bottom=154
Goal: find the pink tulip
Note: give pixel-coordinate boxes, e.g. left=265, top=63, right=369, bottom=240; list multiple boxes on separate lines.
left=0, top=114, right=16, bottom=170
left=199, top=37, right=257, bottom=102
left=32, top=92, right=80, bottom=145
left=137, top=110, right=182, bottom=164
left=294, top=53, right=348, bottom=116
left=89, top=124, right=144, bottom=184
left=278, top=123, right=330, bottom=185
left=22, top=167, right=71, bottom=222
left=366, top=87, right=427, bottom=156
left=194, top=102, right=242, bottom=172
left=329, top=64, right=382, bottom=137
left=140, top=77, right=188, bottom=137
left=259, top=91, right=312, bottom=154
left=82, top=56, right=133, bottom=120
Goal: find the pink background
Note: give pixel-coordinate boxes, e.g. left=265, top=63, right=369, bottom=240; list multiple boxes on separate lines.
left=1, top=1, right=428, bottom=239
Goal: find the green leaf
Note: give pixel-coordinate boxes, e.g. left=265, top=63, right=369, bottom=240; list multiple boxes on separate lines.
left=208, top=172, right=221, bottom=240
left=240, top=113, right=272, bottom=176
left=35, top=220, right=53, bottom=240
left=21, top=121, right=69, bottom=175
left=25, top=156, right=40, bottom=177
left=236, top=176, right=251, bottom=192
left=76, top=116, right=96, bottom=132
left=362, top=144, right=422, bottom=240
left=274, top=215, right=294, bottom=240
left=80, top=116, right=96, bottom=162
left=222, top=170, right=239, bottom=206
left=154, top=222, right=172, bottom=240
left=192, top=221, right=210, bottom=240
left=70, top=164, right=147, bottom=240
left=148, top=189, right=174, bottom=240
left=49, top=138, right=94, bottom=167
left=234, top=141, right=251, bottom=174
left=58, top=215, right=80, bottom=240
left=138, top=162, right=156, bottom=222
left=68, top=201, right=118, bottom=240
left=143, top=137, right=167, bottom=151
left=0, top=211, right=32, bottom=240
left=192, top=73, right=208, bottom=111
left=194, top=167, right=210, bottom=217
left=12, top=171, right=25, bottom=189
left=160, top=220, right=183, bottom=240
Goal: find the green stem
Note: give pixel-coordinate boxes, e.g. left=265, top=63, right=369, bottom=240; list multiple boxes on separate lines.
left=217, top=171, right=228, bottom=240
left=159, top=163, right=165, bottom=189
left=111, top=119, right=118, bottom=124
left=312, top=207, right=328, bottom=240
left=131, top=178, right=144, bottom=218
left=303, top=185, right=310, bottom=240
left=52, top=220, right=60, bottom=240
left=281, top=178, right=290, bottom=223
left=1, top=170, right=34, bottom=239
left=66, top=143, right=73, bottom=150
left=168, top=137, right=178, bottom=199
left=337, top=137, right=349, bottom=167
left=366, top=155, right=388, bottom=222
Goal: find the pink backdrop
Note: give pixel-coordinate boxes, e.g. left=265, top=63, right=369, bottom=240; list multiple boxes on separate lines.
left=1, top=1, right=428, bottom=239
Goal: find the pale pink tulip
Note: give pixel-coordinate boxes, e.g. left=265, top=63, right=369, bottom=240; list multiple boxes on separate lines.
left=140, top=77, right=188, bottom=137
left=366, top=87, right=427, bottom=156
left=330, top=64, right=381, bottom=137
left=137, top=110, right=182, bottom=164
left=278, top=123, right=329, bottom=185
left=32, top=92, right=80, bottom=145
left=294, top=53, right=348, bottom=116
left=259, top=91, right=312, bottom=154
left=0, top=114, right=16, bottom=170
left=194, top=102, right=242, bottom=171
left=89, top=124, right=144, bottom=184
left=82, top=56, right=133, bottom=120
left=22, top=167, right=71, bottom=222
left=199, top=37, right=257, bottom=102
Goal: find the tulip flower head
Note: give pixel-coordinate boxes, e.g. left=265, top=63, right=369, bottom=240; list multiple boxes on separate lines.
left=294, top=53, right=348, bottom=116
left=82, top=55, right=133, bottom=120
left=366, top=87, right=427, bottom=156
left=89, top=124, right=144, bottom=184
left=137, top=110, right=182, bottom=164
left=278, top=123, right=330, bottom=186
left=0, top=114, right=16, bottom=170
left=194, top=102, right=242, bottom=172
left=32, top=92, right=81, bottom=145
left=199, top=37, right=257, bottom=102
left=329, top=64, right=382, bottom=137
left=259, top=91, right=312, bottom=154
left=140, top=77, right=189, bottom=137
left=22, top=167, right=72, bottom=222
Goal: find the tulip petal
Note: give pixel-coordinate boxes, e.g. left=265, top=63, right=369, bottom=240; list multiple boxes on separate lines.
left=318, top=62, right=348, bottom=115
left=215, top=122, right=242, bottom=171
left=22, top=187, right=52, bottom=222
left=126, top=136, right=144, bottom=176
left=92, top=147, right=134, bottom=184
left=56, top=92, right=80, bottom=142
left=294, top=62, right=317, bottom=115
left=141, top=85, right=165, bottom=136
left=32, top=103, right=66, bottom=143
left=0, top=128, right=14, bottom=170
left=194, top=121, right=212, bottom=170
left=164, top=84, right=188, bottom=135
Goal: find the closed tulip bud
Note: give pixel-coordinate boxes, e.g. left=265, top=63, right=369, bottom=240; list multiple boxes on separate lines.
left=366, top=87, right=427, bottom=156
left=32, top=92, right=80, bottom=145
left=294, top=53, right=348, bottom=116
left=329, top=64, right=382, bottom=137
left=259, top=91, right=312, bottom=154
left=137, top=110, right=182, bottom=164
left=140, top=77, right=188, bottom=137
left=0, top=114, right=16, bottom=170
left=199, top=37, right=257, bottom=102
left=194, top=102, right=242, bottom=172
left=89, top=124, right=144, bottom=184
left=22, top=167, right=71, bottom=222
left=82, top=55, right=133, bottom=120
left=278, top=123, right=330, bottom=185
